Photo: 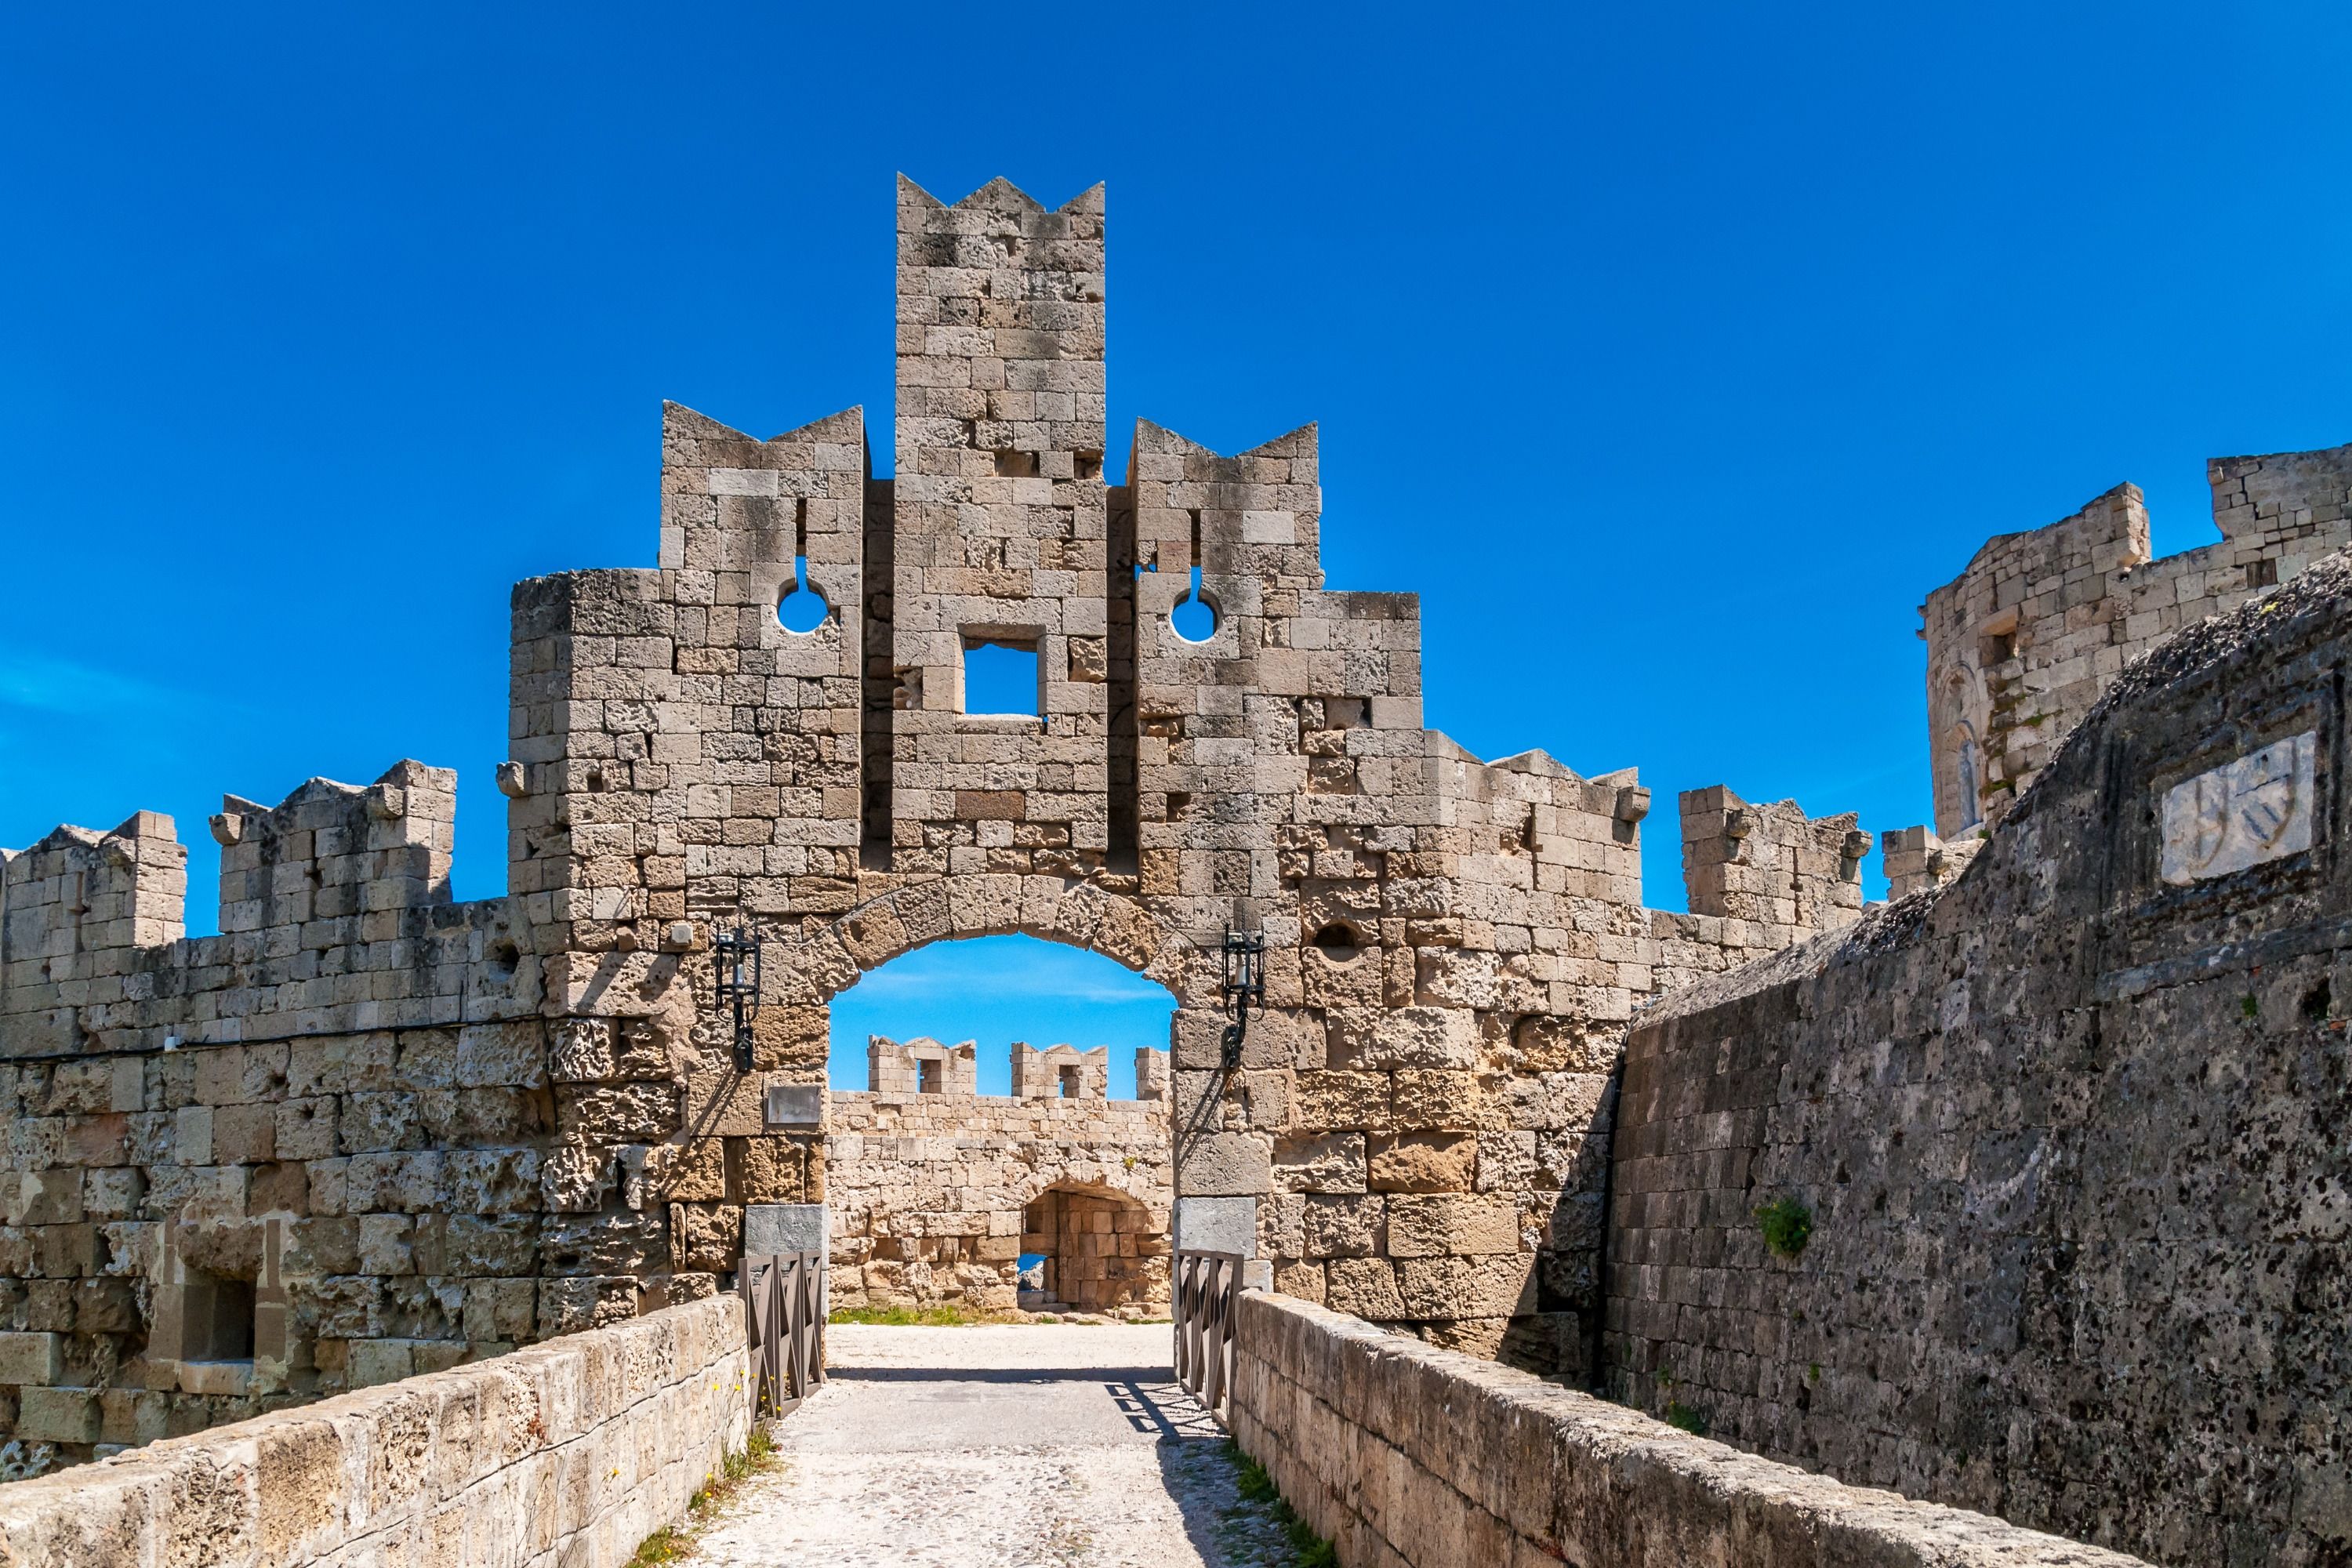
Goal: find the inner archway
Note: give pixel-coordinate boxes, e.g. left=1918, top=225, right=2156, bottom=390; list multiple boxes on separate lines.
left=821, top=932, right=1178, bottom=1320
left=1021, top=1182, right=1163, bottom=1315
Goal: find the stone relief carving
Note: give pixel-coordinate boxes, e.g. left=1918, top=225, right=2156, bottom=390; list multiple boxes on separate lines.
left=2161, top=729, right=2318, bottom=884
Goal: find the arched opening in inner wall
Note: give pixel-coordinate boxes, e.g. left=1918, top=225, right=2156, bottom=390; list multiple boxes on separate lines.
left=1020, top=1182, right=1163, bottom=1315
left=820, top=931, right=1179, bottom=1320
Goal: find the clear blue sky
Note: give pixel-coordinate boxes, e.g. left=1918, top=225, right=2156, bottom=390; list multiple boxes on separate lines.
left=5, top=5, right=2349, bottom=1056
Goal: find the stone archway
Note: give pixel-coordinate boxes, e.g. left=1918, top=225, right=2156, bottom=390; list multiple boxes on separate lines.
left=764, top=873, right=1221, bottom=1014
left=1018, top=1179, right=1168, bottom=1316
left=763, top=875, right=1200, bottom=1318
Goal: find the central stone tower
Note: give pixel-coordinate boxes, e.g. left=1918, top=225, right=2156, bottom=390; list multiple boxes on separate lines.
left=876, top=178, right=1113, bottom=875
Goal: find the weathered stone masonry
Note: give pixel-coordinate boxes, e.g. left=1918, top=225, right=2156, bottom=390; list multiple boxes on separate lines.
left=0, top=175, right=1874, bottom=1467
left=1910, top=441, right=2352, bottom=858
left=1607, top=555, right=2352, bottom=1566
left=828, top=1035, right=1171, bottom=1316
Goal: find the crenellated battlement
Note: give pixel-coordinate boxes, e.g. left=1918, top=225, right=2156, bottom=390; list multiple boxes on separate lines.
left=1010, top=1041, right=1107, bottom=1100
left=1920, top=438, right=2352, bottom=838
left=211, top=760, right=454, bottom=941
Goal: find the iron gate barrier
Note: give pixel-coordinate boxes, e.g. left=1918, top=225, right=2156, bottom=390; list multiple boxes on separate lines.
left=1173, top=1249, right=1245, bottom=1417
left=741, top=1250, right=826, bottom=1417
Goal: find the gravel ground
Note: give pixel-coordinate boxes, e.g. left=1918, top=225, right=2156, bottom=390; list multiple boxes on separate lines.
left=688, top=1323, right=1306, bottom=1568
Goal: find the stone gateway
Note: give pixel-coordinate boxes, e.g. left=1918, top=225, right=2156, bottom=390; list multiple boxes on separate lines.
left=1, top=174, right=2346, bottom=1568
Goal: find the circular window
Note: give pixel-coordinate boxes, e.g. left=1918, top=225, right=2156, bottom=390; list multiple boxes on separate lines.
left=1171, top=565, right=1219, bottom=643
left=779, top=557, right=830, bottom=634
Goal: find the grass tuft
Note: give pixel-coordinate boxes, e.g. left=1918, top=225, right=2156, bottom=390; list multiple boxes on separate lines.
left=624, top=1422, right=782, bottom=1566
left=829, top=1303, right=987, bottom=1327
left=1225, top=1440, right=1338, bottom=1566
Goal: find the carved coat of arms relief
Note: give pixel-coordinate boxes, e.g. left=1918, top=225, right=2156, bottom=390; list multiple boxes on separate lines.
left=2159, top=730, right=2319, bottom=884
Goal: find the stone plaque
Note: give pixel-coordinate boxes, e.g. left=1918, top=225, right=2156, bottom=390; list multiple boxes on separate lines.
left=1172, top=1195, right=1257, bottom=1258
left=2161, top=730, right=2319, bottom=884
left=764, top=1083, right=822, bottom=1128
left=743, top=1203, right=826, bottom=1256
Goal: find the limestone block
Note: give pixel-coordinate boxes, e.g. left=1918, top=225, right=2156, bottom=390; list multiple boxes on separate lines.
left=456, top=1020, right=548, bottom=1087
left=1173, top=1196, right=1257, bottom=1257
left=16, top=1385, right=100, bottom=1443
left=558, top=1082, right=683, bottom=1143
left=16, top=1170, right=83, bottom=1228
left=1387, top=1194, right=1519, bottom=1258
left=1273, top=1134, right=1367, bottom=1195
left=1390, top=1070, right=1489, bottom=1131
left=1324, top=1257, right=1407, bottom=1319
left=663, top=1138, right=728, bottom=1202
left=541, top=1145, right=615, bottom=1214
left=741, top=1138, right=808, bottom=1203
left=1178, top=1133, right=1270, bottom=1197
left=0, top=1330, right=62, bottom=1386
left=1350, top=1006, right=1482, bottom=1069
left=1294, top=1071, right=1392, bottom=1131
left=1396, top=1253, right=1534, bottom=1318
left=742, top=1203, right=826, bottom=1255
left=1301, top=1196, right=1384, bottom=1259
left=1369, top=1133, right=1477, bottom=1193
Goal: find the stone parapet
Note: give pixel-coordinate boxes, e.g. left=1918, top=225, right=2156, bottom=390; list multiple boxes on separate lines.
left=1231, top=1291, right=2152, bottom=1568
left=0, top=1293, right=748, bottom=1567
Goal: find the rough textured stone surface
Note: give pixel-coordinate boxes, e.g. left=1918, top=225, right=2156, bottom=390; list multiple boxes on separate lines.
left=1232, top=1291, right=2151, bottom=1568
left=1608, top=554, right=2352, bottom=1567
left=0, top=1294, right=747, bottom=1568
left=19, top=175, right=2335, bottom=1563
left=0, top=180, right=1861, bottom=1454
left=828, top=1040, right=1170, bottom=1315
left=1918, top=442, right=2352, bottom=840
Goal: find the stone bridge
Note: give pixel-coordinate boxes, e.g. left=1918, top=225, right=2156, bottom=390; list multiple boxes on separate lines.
left=2, top=174, right=2348, bottom=1565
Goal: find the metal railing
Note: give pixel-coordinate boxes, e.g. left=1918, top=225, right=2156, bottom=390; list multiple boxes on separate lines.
left=741, top=1251, right=826, bottom=1417
left=1173, top=1249, right=1245, bottom=1417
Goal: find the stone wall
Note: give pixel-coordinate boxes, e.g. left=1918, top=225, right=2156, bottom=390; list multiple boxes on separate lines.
left=0, top=174, right=1873, bottom=1466
left=1606, top=554, right=2352, bottom=1566
left=1229, top=1290, right=2151, bottom=1568
left=0, top=1292, right=747, bottom=1567
left=826, top=1040, right=1171, bottom=1315
left=1919, top=441, right=2352, bottom=839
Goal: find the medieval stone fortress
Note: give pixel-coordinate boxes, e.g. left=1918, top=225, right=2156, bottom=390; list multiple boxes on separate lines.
left=0, top=176, right=2343, bottom=1567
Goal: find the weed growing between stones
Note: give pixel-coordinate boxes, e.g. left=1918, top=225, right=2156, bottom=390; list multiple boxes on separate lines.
left=1755, top=1196, right=1814, bottom=1258
left=1229, top=1441, right=1340, bottom=1568
left=625, top=1421, right=782, bottom=1566
left=1666, top=1402, right=1711, bottom=1436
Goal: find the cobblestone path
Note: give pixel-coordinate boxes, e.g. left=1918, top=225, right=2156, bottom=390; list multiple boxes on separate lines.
left=691, top=1323, right=1305, bottom=1568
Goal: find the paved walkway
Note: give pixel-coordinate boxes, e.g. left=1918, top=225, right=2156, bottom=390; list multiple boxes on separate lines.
left=691, top=1323, right=1301, bottom=1568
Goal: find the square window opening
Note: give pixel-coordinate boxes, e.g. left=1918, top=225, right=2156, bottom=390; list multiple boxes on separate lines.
left=184, top=1270, right=256, bottom=1362
left=962, top=636, right=1041, bottom=717
left=1058, top=1065, right=1080, bottom=1098
left=918, top=1059, right=942, bottom=1094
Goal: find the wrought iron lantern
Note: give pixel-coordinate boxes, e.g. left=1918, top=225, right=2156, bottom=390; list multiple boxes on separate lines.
left=1218, top=925, right=1265, bottom=1071
left=714, top=924, right=764, bottom=1073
